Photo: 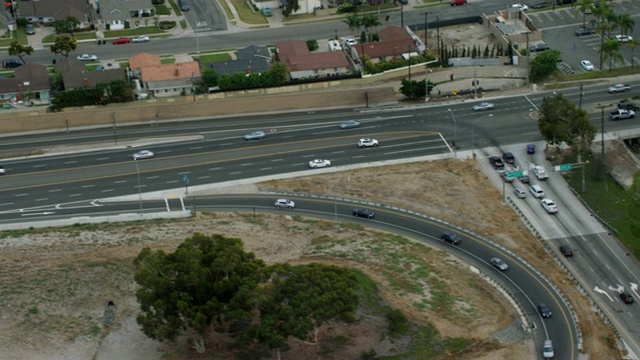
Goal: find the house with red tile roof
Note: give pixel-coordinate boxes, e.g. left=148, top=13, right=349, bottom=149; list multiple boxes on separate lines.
left=128, top=53, right=201, bottom=98
left=275, top=39, right=351, bottom=80
left=349, top=26, right=418, bottom=64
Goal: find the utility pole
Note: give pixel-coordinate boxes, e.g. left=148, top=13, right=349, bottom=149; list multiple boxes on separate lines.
left=525, top=32, right=530, bottom=86
left=579, top=83, right=584, bottom=109
left=422, top=12, right=429, bottom=52
left=400, top=4, right=404, bottom=28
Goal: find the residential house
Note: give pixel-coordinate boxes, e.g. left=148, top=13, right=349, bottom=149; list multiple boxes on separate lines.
left=0, top=9, right=10, bottom=36
left=208, top=45, right=272, bottom=76
left=278, top=0, right=322, bottom=15
left=53, top=57, right=128, bottom=90
left=18, top=0, right=90, bottom=26
left=129, top=52, right=201, bottom=98
left=275, top=39, right=350, bottom=80
left=349, top=26, right=417, bottom=64
left=0, top=63, right=51, bottom=103
left=94, top=0, right=154, bottom=31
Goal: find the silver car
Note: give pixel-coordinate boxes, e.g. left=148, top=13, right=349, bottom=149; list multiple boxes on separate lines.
left=308, top=159, right=331, bottom=168
left=132, top=150, right=154, bottom=160
left=514, top=188, right=526, bottom=199
left=339, top=120, right=360, bottom=129
left=243, top=131, right=265, bottom=140
left=132, top=35, right=150, bottom=43
left=491, top=257, right=509, bottom=271
left=472, top=102, right=495, bottom=111
left=274, top=199, right=295, bottom=208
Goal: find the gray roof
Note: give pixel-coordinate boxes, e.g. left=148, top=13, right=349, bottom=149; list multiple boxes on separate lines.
left=18, top=0, right=88, bottom=21
left=54, top=57, right=127, bottom=90
left=0, top=63, right=50, bottom=95
left=208, top=45, right=272, bottom=76
left=98, top=0, right=153, bottom=22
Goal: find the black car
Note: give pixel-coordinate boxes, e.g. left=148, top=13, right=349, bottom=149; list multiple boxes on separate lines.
left=489, top=156, right=505, bottom=170
left=529, top=43, right=550, bottom=53
left=352, top=208, right=375, bottom=219
left=538, top=303, right=552, bottom=318
left=575, top=27, right=594, bottom=37
left=2, top=58, right=24, bottom=69
left=560, top=245, right=573, bottom=257
left=620, top=292, right=634, bottom=304
left=441, top=231, right=461, bottom=245
left=502, top=152, right=515, bottom=164
left=618, top=102, right=640, bottom=111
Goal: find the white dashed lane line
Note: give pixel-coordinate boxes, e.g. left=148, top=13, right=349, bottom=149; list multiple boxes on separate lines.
left=198, top=176, right=210, bottom=180
left=33, top=164, right=46, bottom=168
left=229, top=171, right=241, bottom=175
left=261, top=167, right=273, bottom=171
left=64, top=161, right=78, bottom=164
left=35, top=198, right=49, bottom=202
left=146, top=176, right=159, bottom=180
left=240, top=163, right=253, bottom=166
left=48, top=189, right=62, bottom=192
left=96, top=157, right=109, bottom=160
left=209, top=167, right=222, bottom=171
left=114, top=180, right=127, bottom=184
left=101, top=189, right=115, bottom=193
left=15, top=193, right=28, bottom=197
left=82, top=185, right=95, bottom=188
left=69, top=194, right=83, bottom=197
left=166, top=180, right=178, bottom=184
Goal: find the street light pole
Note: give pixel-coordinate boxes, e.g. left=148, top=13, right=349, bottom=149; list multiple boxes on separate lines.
left=448, top=108, right=457, bottom=158
left=134, top=159, right=143, bottom=214
left=472, top=113, right=493, bottom=160
left=407, top=45, right=412, bottom=81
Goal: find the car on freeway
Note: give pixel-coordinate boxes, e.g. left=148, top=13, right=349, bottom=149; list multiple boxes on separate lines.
left=132, top=35, right=150, bottom=43
left=620, top=292, right=634, bottom=304
left=274, top=199, right=295, bottom=208
left=489, top=156, right=505, bottom=170
left=514, top=187, right=527, bottom=199
left=472, top=102, right=495, bottom=111
left=538, top=303, right=552, bottom=318
left=614, top=34, right=633, bottom=43
left=560, top=244, right=573, bottom=257
left=490, top=257, right=509, bottom=271
left=518, top=174, right=530, bottom=183
left=575, top=26, right=594, bottom=36
left=345, top=38, right=357, bottom=46
left=502, top=152, right=515, bottom=164
left=25, top=23, right=35, bottom=35
left=501, top=172, right=516, bottom=183
left=0, top=166, right=5, bottom=175
left=132, top=150, right=154, bottom=160
left=543, top=339, right=554, bottom=359
left=112, top=37, right=131, bottom=45
left=541, top=198, right=558, bottom=214
left=352, top=207, right=375, bottom=219
left=308, top=159, right=331, bottom=168
left=581, top=60, right=594, bottom=71
left=339, top=119, right=360, bottom=129
left=511, top=3, right=528, bottom=11
left=530, top=184, right=544, bottom=198
left=441, top=231, right=461, bottom=245
left=243, top=130, right=265, bottom=140
left=526, top=144, right=536, bottom=154
left=77, top=54, right=98, bottom=61
left=358, top=138, right=379, bottom=148
left=608, top=83, right=631, bottom=93
left=529, top=43, right=550, bottom=52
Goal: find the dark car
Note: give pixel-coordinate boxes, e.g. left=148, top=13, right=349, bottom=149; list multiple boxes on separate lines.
left=526, top=144, right=536, bottom=154
left=489, top=156, right=505, bottom=170
left=560, top=245, right=573, bottom=257
left=620, top=292, right=634, bottom=304
left=179, top=0, right=190, bottom=10
left=352, top=208, right=375, bottom=219
left=25, top=23, right=35, bottom=35
left=538, top=303, right=552, bottom=318
left=2, top=58, right=24, bottom=69
left=441, top=231, right=461, bottom=245
left=502, top=152, right=515, bottom=164
left=618, top=102, right=640, bottom=111
left=518, top=175, right=530, bottom=184
left=575, top=27, right=594, bottom=36
left=529, top=43, right=550, bottom=53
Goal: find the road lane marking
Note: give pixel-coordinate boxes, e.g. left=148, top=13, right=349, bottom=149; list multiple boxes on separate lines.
left=197, top=176, right=210, bottom=179
left=65, top=161, right=78, bottom=164
left=271, top=159, right=284, bottom=162
left=229, top=171, right=241, bottom=175
left=157, top=150, right=172, bottom=154
left=114, top=180, right=127, bottom=184
left=261, top=167, right=273, bottom=171
left=167, top=180, right=178, bottom=184
left=15, top=193, right=28, bottom=197
left=82, top=185, right=95, bottom=188
left=33, top=164, right=46, bottom=168
left=146, top=176, right=159, bottom=179
left=134, top=184, right=147, bottom=188
left=240, top=163, right=253, bottom=166
left=69, top=193, right=83, bottom=197
left=190, top=146, right=203, bottom=150
left=1, top=202, right=15, bottom=206
left=35, top=198, right=49, bottom=202
left=48, top=189, right=62, bottom=192
left=209, top=167, right=221, bottom=171
left=96, top=157, right=109, bottom=160
left=178, top=171, right=191, bottom=175
left=101, top=189, right=114, bottom=193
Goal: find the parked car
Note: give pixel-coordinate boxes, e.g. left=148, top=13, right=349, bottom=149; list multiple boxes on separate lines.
left=560, top=244, right=574, bottom=257
left=179, top=0, right=190, bottom=10
left=543, top=339, right=554, bottom=359
left=502, top=152, right=515, bottom=164
left=352, top=208, right=375, bottom=219
left=77, top=54, right=98, bottom=61
left=339, top=119, right=360, bottom=129
left=345, top=38, right=357, bottom=46
left=541, top=198, right=558, bottom=214
left=358, top=138, right=379, bottom=148
left=274, top=199, right=295, bottom=208
left=529, top=43, right=550, bottom=52
left=620, top=292, right=634, bottom=304
left=132, top=150, right=154, bottom=160
left=575, top=27, right=594, bottom=36
left=308, top=159, right=331, bottom=168
left=511, top=3, right=529, bottom=11
left=514, top=187, right=527, bottom=199
left=614, top=34, right=633, bottom=43
left=526, top=144, right=536, bottom=154
left=530, top=184, right=545, bottom=198
left=489, top=156, right=505, bottom=170
left=132, top=35, right=150, bottom=43
left=581, top=60, right=594, bottom=71
left=243, top=131, right=265, bottom=140
left=491, top=257, right=509, bottom=271
left=450, top=0, right=467, bottom=5
left=2, top=58, right=24, bottom=68
left=25, top=23, right=35, bottom=35
left=441, top=231, right=461, bottom=245
left=608, top=84, right=631, bottom=93
left=112, top=37, right=131, bottom=45
left=472, top=102, right=495, bottom=111
left=538, top=303, right=552, bottom=318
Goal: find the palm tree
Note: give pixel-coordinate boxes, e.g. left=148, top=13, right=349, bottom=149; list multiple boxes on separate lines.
left=601, top=38, right=623, bottom=72
left=360, top=13, right=381, bottom=43
left=343, top=14, right=362, bottom=36
left=576, top=0, right=593, bottom=29
left=628, top=38, right=639, bottom=68
left=617, top=14, right=635, bottom=36
left=591, top=2, right=614, bottom=71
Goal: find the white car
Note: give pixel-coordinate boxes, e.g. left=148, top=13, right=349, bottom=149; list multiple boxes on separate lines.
left=543, top=339, right=554, bottom=359
left=530, top=184, right=544, bottom=198
left=345, top=38, right=357, bottom=46
left=511, top=3, right=528, bottom=11
left=274, top=199, right=295, bottom=208
left=608, top=83, right=631, bottom=93
left=472, top=102, right=495, bottom=111
left=132, top=150, right=154, bottom=160
left=614, top=34, right=633, bottom=43
left=541, top=198, right=558, bottom=214
left=243, top=131, right=265, bottom=140
left=358, top=138, right=379, bottom=148
left=132, top=35, right=150, bottom=43
left=308, top=159, right=331, bottom=168
left=580, top=60, right=594, bottom=71
left=514, top=187, right=526, bottom=199
left=0, top=166, right=5, bottom=175
left=77, top=54, right=98, bottom=61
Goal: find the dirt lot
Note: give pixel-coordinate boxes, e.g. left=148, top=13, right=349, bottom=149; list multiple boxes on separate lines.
left=0, top=158, right=621, bottom=359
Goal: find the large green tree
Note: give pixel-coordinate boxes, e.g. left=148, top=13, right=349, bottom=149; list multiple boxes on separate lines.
left=601, top=38, right=623, bottom=72
left=53, top=16, right=81, bottom=37
left=8, top=41, right=34, bottom=64
left=50, top=35, right=77, bottom=57
left=529, top=49, right=561, bottom=83
left=343, top=13, right=362, bottom=35
left=360, top=13, right=381, bottom=43
left=538, top=94, right=596, bottom=159
left=282, top=0, right=300, bottom=17
left=133, top=233, right=269, bottom=353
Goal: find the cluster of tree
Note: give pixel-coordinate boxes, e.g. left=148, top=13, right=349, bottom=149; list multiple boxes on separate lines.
left=579, top=0, right=636, bottom=71
left=538, top=93, right=596, bottom=160
left=363, top=52, right=434, bottom=75
left=48, top=80, right=134, bottom=112
left=133, top=233, right=360, bottom=357
left=196, top=62, right=289, bottom=93
left=343, top=13, right=382, bottom=43
left=438, top=41, right=510, bottom=66
left=399, top=77, right=435, bottom=100
left=529, top=49, right=561, bottom=83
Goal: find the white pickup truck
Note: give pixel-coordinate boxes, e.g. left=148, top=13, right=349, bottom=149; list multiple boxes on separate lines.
left=609, top=109, right=635, bottom=121
left=530, top=164, right=549, bottom=180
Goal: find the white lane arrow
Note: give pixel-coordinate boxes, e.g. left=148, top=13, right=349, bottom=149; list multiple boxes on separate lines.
left=595, top=286, right=614, bottom=301
left=90, top=199, right=102, bottom=206
left=631, top=283, right=639, bottom=298
left=21, top=212, right=56, bottom=216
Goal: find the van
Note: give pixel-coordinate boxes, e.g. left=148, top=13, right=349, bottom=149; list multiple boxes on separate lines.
left=530, top=184, right=544, bottom=198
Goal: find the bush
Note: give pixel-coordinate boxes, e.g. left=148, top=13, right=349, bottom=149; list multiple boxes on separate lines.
left=306, top=39, right=319, bottom=51
left=158, top=20, right=176, bottom=30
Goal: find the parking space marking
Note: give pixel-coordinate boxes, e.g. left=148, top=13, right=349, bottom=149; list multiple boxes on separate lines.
left=543, top=12, right=554, bottom=21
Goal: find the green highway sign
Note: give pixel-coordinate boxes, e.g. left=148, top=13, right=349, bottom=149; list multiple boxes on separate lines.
left=507, top=171, right=523, bottom=178
left=555, top=164, right=572, bottom=172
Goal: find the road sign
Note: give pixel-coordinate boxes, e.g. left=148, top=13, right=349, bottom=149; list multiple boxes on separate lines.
left=183, top=174, right=189, bottom=185
left=506, top=171, right=523, bottom=178
left=554, top=163, right=572, bottom=172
